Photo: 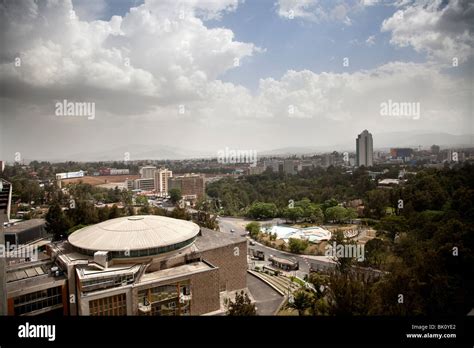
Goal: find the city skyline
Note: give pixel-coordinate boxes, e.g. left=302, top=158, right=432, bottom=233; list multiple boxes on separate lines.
left=1, top=0, right=473, bottom=162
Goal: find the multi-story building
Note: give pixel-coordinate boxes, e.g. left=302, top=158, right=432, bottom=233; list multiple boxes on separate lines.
left=6, top=259, right=68, bottom=316
left=431, top=144, right=440, bottom=155
left=356, top=130, right=373, bottom=167
left=283, top=159, right=297, bottom=175
left=297, top=161, right=314, bottom=171
left=390, top=148, right=413, bottom=161
left=264, top=159, right=281, bottom=173
left=0, top=178, right=12, bottom=222
left=135, top=178, right=155, bottom=191
left=168, top=174, right=205, bottom=201
left=154, top=168, right=173, bottom=197
left=140, top=166, right=157, bottom=179
left=20, top=215, right=247, bottom=316
left=322, top=154, right=335, bottom=168
left=247, top=165, right=265, bottom=175
left=3, top=219, right=46, bottom=247
left=110, top=168, right=130, bottom=175
left=55, top=170, right=85, bottom=180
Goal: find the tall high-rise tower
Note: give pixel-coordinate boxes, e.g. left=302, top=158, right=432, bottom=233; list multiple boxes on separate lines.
left=356, top=130, right=373, bottom=167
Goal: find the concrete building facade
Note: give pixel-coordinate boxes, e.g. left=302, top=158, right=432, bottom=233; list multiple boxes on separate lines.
left=154, top=168, right=173, bottom=197
left=168, top=174, right=205, bottom=201
left=139, top=166, right=157, bottom=179
left=356, top=130, right=374, bottom=167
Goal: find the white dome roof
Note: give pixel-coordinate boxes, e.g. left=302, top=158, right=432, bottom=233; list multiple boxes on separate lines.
left=68, top=215, right=200, bottom=253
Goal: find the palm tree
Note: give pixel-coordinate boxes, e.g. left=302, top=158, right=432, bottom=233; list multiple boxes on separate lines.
left=288, top=289, right=313, bottom=316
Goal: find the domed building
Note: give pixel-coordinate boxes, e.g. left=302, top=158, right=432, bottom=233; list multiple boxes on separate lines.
left=68, top=215, right=200, bottom=259
left=47, top=215, right=247, bottom=316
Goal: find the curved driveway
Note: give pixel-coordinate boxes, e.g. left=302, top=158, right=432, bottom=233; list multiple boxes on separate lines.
left=218, top=216, right=336, bottom=277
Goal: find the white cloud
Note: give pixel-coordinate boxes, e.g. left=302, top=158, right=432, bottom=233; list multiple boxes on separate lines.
left=382, top=0, right=474, bottom=63
left=72, top=0, right=108, bottom=21
left=359, top=0, right=379, bottom=6
left=276, top=0, right=354, bottom=25
left=254, top=62, right=468, bottom=124
left=366, top=35, right=376, bottom=46
left=0, top=0, right=259, bottom=113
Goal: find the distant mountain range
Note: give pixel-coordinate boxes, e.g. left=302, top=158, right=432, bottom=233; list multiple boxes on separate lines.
left=29, top=132, right=474, bottom=162
left=261, top=132, right=474, bottom=156
left=50, top=144, right=211, bottom=162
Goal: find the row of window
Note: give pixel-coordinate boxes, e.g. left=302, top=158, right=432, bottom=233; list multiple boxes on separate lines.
left=73, top=237, right=196, bottom=259
left=138, top=281, right=191, bottom=316
left=14, top=286, right=62, bottom=306
left=89, top=293, right=127, bottom=316
left=81, top=274, right=135, bottom=293
left=13, top=286, right=63, bottom=315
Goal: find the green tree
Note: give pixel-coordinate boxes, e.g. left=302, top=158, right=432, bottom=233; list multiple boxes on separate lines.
left=365, top=189, right=390, bottom=219
left=363, top=238, right=388, bottom=268
left=169, top=188, right=182, bottom=205
left=345, top=207, right=358, bottom=223
left=246, top=202, right=277, bottom=219
left=245, top=222, right=261, bottom=239
left=226, top=291, right=256, bottom=316
left=135, top=195, right=148, bottom=206
left=97, top=206, right=110, bottom=222
left=288, top=289, right=313, bottom=316
left=170, top=206, right=191, bottom=220
left=325, top=206, right=347, bottom=223
left=194, top=211, right=218, bottom=230
left=326, top=272, right=372, bottom=316
left=288, top=238, right=309, bottom=254
left=45, top=202, right=70, bottom=241
left=282, top=206, right=303, bottom=223
left=376, top=215, right=408, bottom=242
left=308, top=205, right=324, bottom=224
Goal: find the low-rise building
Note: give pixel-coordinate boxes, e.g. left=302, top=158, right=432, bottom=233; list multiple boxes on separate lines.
left=3, top=219, right=46, bottom=247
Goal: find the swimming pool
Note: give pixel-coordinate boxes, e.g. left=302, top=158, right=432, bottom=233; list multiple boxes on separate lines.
left=262, top=225, right=332, bottom=243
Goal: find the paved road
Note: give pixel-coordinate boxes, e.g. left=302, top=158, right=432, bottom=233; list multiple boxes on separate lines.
left=246, top=273, right=284, bottom=315
left=218, top=216, right=335, bottom=277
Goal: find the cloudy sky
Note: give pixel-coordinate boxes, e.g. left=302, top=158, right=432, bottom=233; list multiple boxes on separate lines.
left=0, top=0, right=473, bottom=161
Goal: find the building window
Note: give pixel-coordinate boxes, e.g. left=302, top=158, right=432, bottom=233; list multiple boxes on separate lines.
left=138, top=281, right=191, bottom=316
left=89, top=293, right=127, bottom=316
left=13, top=286, right=63, bottom=315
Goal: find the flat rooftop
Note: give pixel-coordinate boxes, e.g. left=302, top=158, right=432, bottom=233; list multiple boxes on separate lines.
left=6, top=260, right=67, bottom=293
left=194, top=228, right=246, bottom=252
left=4, top=219, right=45, bottom=233
left=138, top=261, right=214, bottom=285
